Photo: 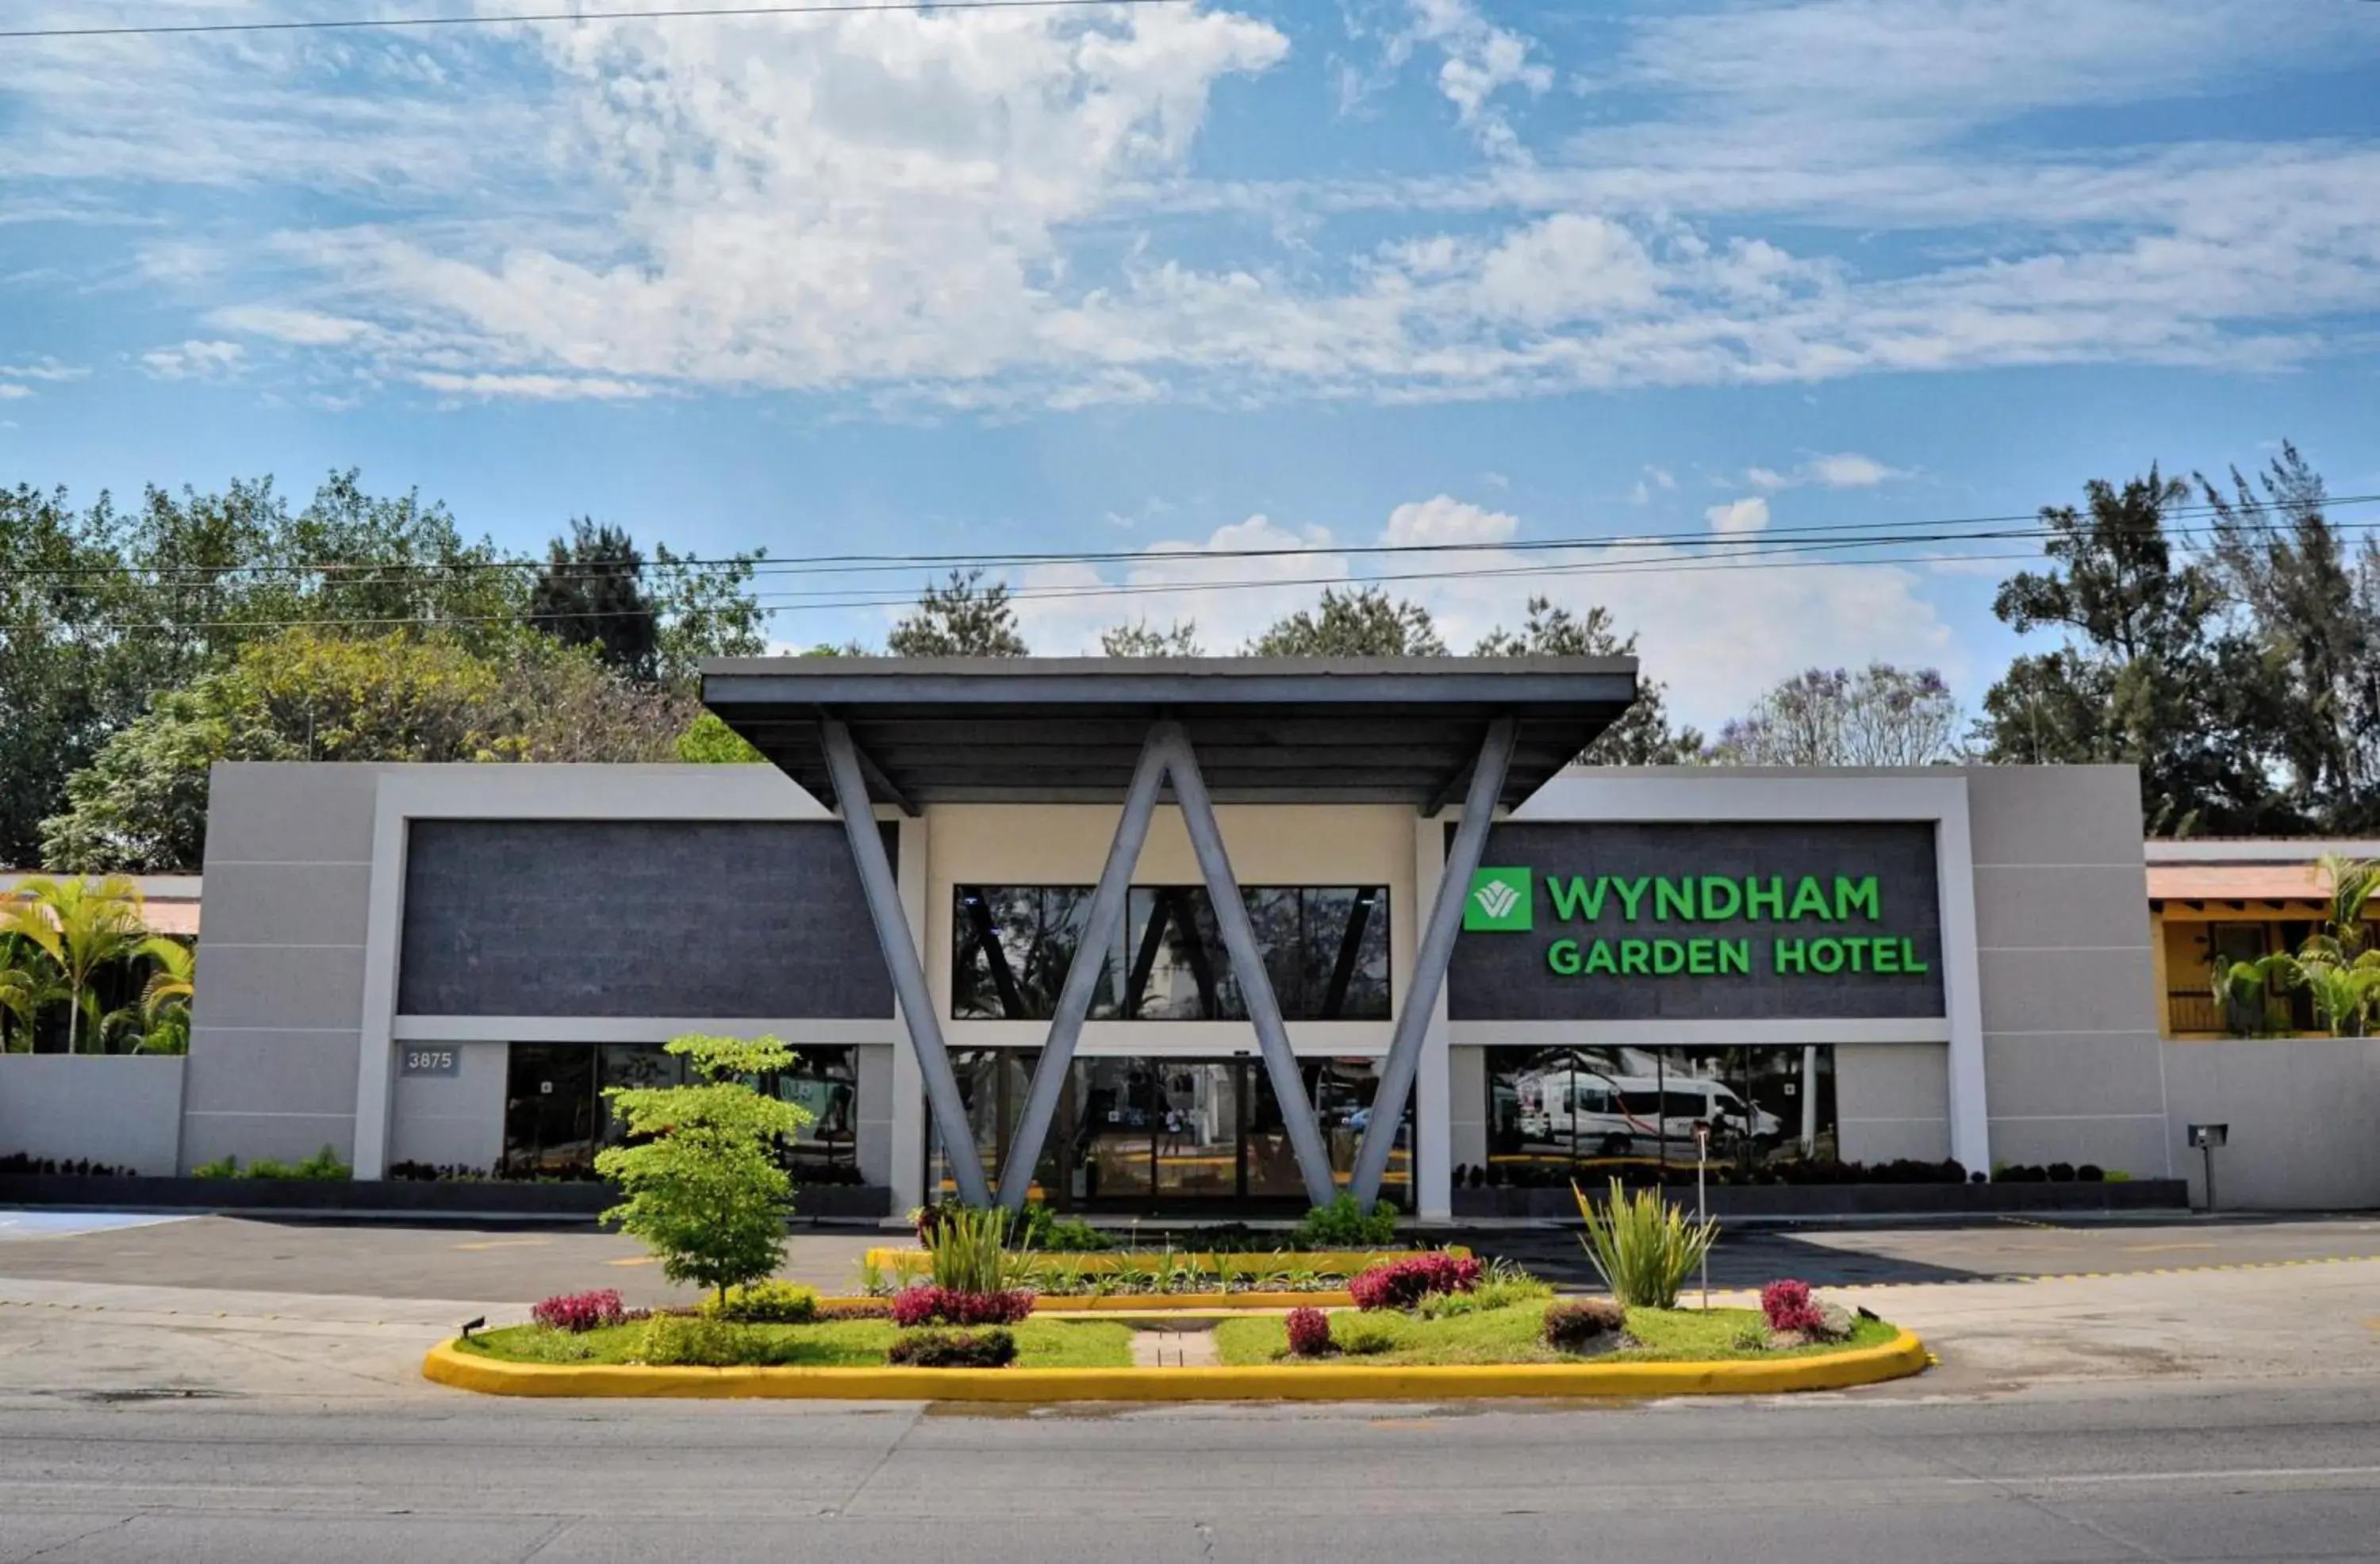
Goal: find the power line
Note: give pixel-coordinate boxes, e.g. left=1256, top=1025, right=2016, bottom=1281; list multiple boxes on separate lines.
left=0, top=0, right=1186, bottom=42
left=14, top=509, right=2378, bottom=633
left=15, top=493, right=2379, bottom=585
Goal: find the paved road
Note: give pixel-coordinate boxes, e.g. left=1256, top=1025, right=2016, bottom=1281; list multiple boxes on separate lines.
left=2, top=1377, right=2377, bottom=1562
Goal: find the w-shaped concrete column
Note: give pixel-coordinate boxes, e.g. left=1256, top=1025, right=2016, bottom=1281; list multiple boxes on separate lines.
left=995, top=719, right=1338, bottom=1211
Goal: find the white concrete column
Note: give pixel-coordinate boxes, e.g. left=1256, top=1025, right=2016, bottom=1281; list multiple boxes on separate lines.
left=1936, top=792, right=1991, bottom=1176
left=889, top=809, right=930, bottom=1214
left=350, top=782, right=406, bottom=1181
left=1413, top=813, right=1453, bottom=1222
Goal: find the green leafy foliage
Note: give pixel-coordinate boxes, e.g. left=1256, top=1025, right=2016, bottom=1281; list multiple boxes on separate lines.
left=1572, top=1177, right=1721, bottom=1309
left=702, top=1280, right=821, bottom=1324
left=0, top=875, right=148, bottom=1053
left=674, top=711, right=766, bottom=764
left=596, top=1033, right=815, bottom=1305
left=1292, top=1193, right=1399, bottom=1248
left=634, top=1313, right=757, bottom=1367
left=1474, top=596, right=1702, bottom=764
left=189, top=1145, right=350, bottom=1180
left=887, top=567, right=1027, bottom=657
left=39, top=627, right=697, bottom=872
left=885, top=1327, right=1019, bottom=1367
left=1246, top=585, right=1445, bottom=657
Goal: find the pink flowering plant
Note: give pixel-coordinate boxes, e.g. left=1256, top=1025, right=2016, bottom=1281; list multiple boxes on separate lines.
left=889, top=1285, right=1035, bottom=1328
left=1285, top=1306, right=1334, bottom=1357
left=1348, top=1252, right=1483, bottom=1311
left=1760, top=1279, right=1825, bottom=1335
left=532, top=1289, right=627, bottom=1333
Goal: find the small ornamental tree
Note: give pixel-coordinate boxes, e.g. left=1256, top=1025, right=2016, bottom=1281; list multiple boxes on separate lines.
left=595, top=1033, right=812, bottom=1306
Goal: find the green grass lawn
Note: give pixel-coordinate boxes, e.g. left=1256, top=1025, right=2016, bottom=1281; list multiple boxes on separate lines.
left=459, top=1317, right=1135, bottom=1369
left=1211, top=1304, right=1898, bottom=1367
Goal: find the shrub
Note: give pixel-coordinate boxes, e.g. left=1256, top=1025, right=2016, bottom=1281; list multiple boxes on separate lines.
left=634, top=1313, right=754, bottom=1367
left=532, top=1289, right=627, bottom=1332
left=1041, top=1217, right=1111, bottom=1252
left=815, top=1298, right=892, bottom=1321
left=1331, top=1315, right=1399, bottom=1355
left=1541, top=1298, right=1626, bottom=1352
left=1294, top=1193, right=1399, bottom=1249
left=1285, top=1306, right=1333, bottom=1358
left=597, top=1034, right=814, bottom=1306
left=2046, top=1161, right=2077, bottom=1183
left=2076, top=1163, right=2106, bottom=1183
left=889, top=1285, right=1035, bottom=1328
left=192, top=1154, right=238, bottom=1179
left=888, top=1328, right=1017, bottom=1368
left=925, top=1206, right=1027, bottom=1295
left=1349, top=1252, right=1483, bottom=1312
left=705, top=1280, right=820, bottom=1324
left=1730, top=1321, right=1771, bottom=1351
left=1573, top=1178, right=1720, bottom=1309
left=1760, top=1279, right=1825, bottom=1335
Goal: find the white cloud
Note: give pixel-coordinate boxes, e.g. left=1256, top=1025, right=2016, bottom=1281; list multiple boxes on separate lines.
left=1003, top=494, right=1958, bottom=723
left=9, top=0, right=2380, bottom=410
left=0, top=384, right=31, bottom=400
left=413, top=370, right=652, bottom=401
left=1391, top=0, right=1553, bottom=157
left=1705, top=496, right=1769, bottom=537
left=1382, top=493, right=1518, bottom=547
left=0, top=358, right=86, bottom=381
left=208, top=304, right=376, bottom=346
left=1744, top=452, right=1910, bottom=491
left=137, top=339, right=244, bottom=381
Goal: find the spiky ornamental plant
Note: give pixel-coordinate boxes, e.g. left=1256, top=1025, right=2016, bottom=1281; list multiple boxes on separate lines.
left=595, top=1033, right=812, bottom=1307
left=1571, top=1178, right=1720, bottom=1310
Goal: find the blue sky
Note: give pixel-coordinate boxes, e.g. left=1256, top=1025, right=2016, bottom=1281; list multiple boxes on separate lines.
left=4, top=0, right=2378, bottom=728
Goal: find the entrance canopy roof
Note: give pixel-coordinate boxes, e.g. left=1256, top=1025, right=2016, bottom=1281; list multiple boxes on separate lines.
left=700, top=656, right=1637, bottom=811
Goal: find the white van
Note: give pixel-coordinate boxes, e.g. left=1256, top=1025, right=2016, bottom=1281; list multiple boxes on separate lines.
left=1517, top=1069, right=1779, bottom=1157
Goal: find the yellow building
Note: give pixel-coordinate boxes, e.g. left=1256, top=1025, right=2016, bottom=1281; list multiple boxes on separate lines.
left=2148, top=840, right=2380, bottom=1036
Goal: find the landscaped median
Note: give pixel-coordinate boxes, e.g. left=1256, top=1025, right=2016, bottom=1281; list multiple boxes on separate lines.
left=422, top=1302, right=1927, bottom=1402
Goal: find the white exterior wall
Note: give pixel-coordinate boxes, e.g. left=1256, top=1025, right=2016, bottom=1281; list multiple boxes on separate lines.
left=0, top=1056, right=185, bottom=1175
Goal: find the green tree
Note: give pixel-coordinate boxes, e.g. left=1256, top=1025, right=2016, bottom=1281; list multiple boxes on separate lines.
left=1711, top=665, right=1962, bottom=767
left=529, top=519, right=659, bottom=680
left=0, top=876, right=148, bottom=1054
left=651, top=542, right=771, bottom=684
left=888, top=568, right=1029, bottom=657
left=1100, top=618, right=1203, bottom=657
left=675, top=711, right=766, bottom=764
left=1473, top=596, right=1702, bottom=763
left=0, top=472, right=524, bottom=864
left=1979, top=469, right=2291, bottom=835
left=1246, top=585, right=1445, bottom=656
left=2201, top=445, right=2380, bottom=832
left=595, top=1033, right=815, bottom=1305
left=39, top=628, right=693, bottom=872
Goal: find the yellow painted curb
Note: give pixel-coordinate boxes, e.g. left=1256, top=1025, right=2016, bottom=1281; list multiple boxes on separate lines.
left=866, top=1248, right=1436, bottom=1278
left=1032, top=1290, right=1355, bottom=1313
left=423, top=1328, right=1926, bottom=1402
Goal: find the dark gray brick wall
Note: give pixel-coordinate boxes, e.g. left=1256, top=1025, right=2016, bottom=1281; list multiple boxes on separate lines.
left=1448, top=821, right=1944, bottom=1021
left=397, top=820, right=893, bottom=1018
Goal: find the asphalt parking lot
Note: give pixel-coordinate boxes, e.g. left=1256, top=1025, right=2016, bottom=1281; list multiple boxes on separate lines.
left=0, top=1209, right=2374, bottom=1308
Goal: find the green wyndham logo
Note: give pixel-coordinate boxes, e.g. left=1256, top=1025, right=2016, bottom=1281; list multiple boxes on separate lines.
left=1465, top=867, right=1532, bottom=931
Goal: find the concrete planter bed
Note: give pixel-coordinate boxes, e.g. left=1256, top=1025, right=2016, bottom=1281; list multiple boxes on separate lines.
left=0, top=1175, right=892, bottom=1221
left=1452, top=1180, right=2189, bottom=1220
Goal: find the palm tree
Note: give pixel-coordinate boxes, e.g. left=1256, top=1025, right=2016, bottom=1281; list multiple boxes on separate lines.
left=136, top=937, right=195, bottom=1055
left=1, top=876, right=150, bottom=1055
left=2287, top=855, right=2380, bottom=1037
left=2211, top=952, right=2299, bottom=1037
left=0, top=933, right=65, bottom=1053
